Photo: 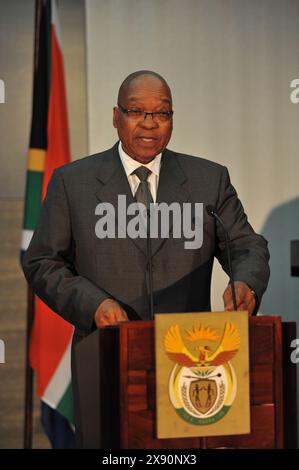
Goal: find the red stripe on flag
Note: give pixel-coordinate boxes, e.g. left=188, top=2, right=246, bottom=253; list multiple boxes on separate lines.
left=42, top=25, right=71, bottom=199
left=30, top=299, right=73, bottom=396
left=30, top=24, right=73, bottom=397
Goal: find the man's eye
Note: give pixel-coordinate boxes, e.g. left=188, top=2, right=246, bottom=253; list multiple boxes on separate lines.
left=129, top=109, right=143, bottom=117
left=156, top=111, right=171, bottom=121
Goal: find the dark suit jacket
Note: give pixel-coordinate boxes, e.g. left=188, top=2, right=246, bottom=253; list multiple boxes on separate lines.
left=23, top=142, right=270, bottom=340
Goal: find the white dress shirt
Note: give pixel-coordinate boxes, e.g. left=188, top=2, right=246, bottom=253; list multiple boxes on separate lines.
left=118, top=141, right=161, bottom=203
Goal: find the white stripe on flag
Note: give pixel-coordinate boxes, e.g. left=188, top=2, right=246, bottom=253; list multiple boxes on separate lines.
left=42, top=335, right=73, bottom=409
left=21, top=229, right=34, bottom=251
left=51, top=0, right=62, bottom=48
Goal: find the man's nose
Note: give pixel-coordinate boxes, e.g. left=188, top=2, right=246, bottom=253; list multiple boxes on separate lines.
left=139, top=113, right=159, bottom=129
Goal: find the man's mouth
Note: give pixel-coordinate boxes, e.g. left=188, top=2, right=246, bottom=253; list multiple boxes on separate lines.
left=138, top=137, right=157, bottom=143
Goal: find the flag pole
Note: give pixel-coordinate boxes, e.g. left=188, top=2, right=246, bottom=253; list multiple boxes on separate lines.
left=23, top=0, right=43, bottom=449
left=23, top=287, right=35, bottom=449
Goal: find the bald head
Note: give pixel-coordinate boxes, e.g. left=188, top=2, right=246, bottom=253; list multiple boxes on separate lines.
left=117, top=70, right=172, bottom=106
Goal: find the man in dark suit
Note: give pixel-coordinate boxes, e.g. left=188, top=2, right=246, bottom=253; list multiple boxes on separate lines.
left=23, top=70, right=270, bottom=445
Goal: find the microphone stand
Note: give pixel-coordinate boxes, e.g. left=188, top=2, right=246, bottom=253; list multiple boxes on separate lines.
left=146, top=208, right=154, bottom=319
left=207, top=206, right=238, bottom=311
left=142, top=186, right=154, bottom=320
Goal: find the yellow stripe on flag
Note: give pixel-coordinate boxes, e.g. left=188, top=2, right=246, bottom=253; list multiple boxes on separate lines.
left=28, top=148, right=46, bottom=172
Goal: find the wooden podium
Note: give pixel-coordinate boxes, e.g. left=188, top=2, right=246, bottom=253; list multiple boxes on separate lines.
left=75, top=316, right=297, bottom=449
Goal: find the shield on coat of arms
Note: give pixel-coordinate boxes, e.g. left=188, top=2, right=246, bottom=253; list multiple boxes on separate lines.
left=189, top=379, right=217, bottom=414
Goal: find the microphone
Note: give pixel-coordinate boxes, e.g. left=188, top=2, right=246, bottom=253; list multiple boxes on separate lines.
left=206, top=205, right=238, bottom=311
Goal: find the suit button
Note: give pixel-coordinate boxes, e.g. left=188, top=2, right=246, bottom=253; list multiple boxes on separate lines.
left=146, top=263, right=154, bottom=271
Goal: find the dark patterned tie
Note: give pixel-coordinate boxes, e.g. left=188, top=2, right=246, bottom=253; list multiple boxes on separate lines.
left=134, top=166, right=154, bottom=319
left=133, top=166, right=153, bottom=209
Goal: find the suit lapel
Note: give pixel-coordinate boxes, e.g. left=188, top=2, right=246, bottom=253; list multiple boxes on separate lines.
left=151, top=148, right=190, bottom=257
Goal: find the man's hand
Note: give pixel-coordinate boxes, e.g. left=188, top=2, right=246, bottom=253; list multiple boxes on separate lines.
left=223, top=281, right=256, bottom=316
left=94, top=298, right=128, bottom=328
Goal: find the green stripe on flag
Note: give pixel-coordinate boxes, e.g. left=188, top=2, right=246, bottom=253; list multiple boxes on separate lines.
left=23, top=170, right=44, bottom=230
left=56, top=383, right=74, bottom=425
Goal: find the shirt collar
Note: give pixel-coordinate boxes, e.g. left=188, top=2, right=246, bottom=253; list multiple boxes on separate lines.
left=118, top=141, right=161, bottom=178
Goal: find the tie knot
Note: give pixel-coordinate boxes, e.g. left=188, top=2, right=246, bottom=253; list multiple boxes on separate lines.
left=134, top=166, right=152, bottom=182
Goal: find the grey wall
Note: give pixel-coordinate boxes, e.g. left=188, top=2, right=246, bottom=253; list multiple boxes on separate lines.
left=0, top=0, right=87, bottom=199
left=0, top=0, right=35, bottom=199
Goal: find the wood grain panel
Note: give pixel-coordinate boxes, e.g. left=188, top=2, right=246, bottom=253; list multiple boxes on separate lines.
left=127, top=323, right=154, bottom=370
left=128, top=410, right=201, bottom=449
left=249, top=323, right=274, bottom=364
left=250, top=364, right=274, bottom=404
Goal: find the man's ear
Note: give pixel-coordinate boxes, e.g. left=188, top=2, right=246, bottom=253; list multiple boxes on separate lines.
left=113, top=106, right=118, bottom=128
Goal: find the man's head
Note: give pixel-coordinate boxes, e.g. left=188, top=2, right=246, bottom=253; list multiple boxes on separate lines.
left=113, top=71, right=173, bottom=164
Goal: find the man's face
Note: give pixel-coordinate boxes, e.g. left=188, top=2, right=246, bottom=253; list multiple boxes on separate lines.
left=113, top=76, right=173, bottom=164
